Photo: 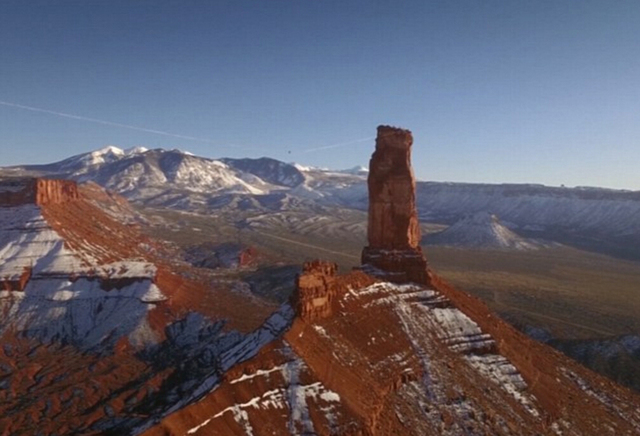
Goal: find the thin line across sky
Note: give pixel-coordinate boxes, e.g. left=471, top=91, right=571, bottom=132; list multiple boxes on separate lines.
left=0, top=99, right=374, bottom=155
left=299, top=136, right=375, bottom=153
left=0, top=100, right=258, bottom=150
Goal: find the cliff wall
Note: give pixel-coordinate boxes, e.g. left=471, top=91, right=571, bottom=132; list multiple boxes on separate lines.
left=0, top=178, right=79, bottom=206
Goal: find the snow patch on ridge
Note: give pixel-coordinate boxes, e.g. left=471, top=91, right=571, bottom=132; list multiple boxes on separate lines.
left=186, top=342, right=341, bottom=436
left=0, top=205, right=156, bottom=279
left=0, top=204, right=166, bottom=350
left=0, top=205, right=87, bottom=278
left=353, top=281, right=541, bottom=421
left=0, top=278, right=163, bottom=348
left=123, top=146, right=149, bottom=155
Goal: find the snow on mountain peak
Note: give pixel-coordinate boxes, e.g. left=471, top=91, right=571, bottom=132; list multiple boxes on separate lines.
left=291, top=163, right=320, bottom=172
left=124, top=146, right=149, bottom=155
left=62, top=145, right=126, bottom=168
left=339, top=165, right=369, bottom=175
left=93, top=145, right=124, bottom=157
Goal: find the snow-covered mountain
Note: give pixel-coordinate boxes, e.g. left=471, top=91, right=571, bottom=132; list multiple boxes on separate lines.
left=6, top=148, right=291, bottom=207
left=4, top=146, right=640, bottom=257
left=425, top=211, right=543, bottom=250
left=221, top=157, right=305, bottom=188
left=338, top=165, right=369, bottom=176
left=36, top=145, right=148, bottom=175
left=1, top=146, right=366, bottom=211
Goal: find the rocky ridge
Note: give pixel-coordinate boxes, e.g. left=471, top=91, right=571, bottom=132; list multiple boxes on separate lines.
left=0, top=177, right=79, bottom=207
left=0, top=177, right=287, bottom=435
left=146, top=127, right=640, bottom=435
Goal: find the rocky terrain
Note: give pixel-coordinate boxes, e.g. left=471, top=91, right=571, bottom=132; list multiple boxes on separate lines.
left=1, top=127, right=640, bottom=435
left=143, top=126, right=640, bottom=435
left=149, top=269, right=640, bottom=435
left=0, top=177, right=285, bottom=434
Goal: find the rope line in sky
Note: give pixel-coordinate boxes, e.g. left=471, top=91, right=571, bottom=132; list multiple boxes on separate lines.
left=0, top=100, right=241, bottom=147
left=0, top=100, right=376, bottom=155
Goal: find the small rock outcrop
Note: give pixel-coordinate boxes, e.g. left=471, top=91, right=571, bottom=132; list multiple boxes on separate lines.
left=291, top=261, right=375, bottom=321
left=361, top=126, right=429, bottom=284
left=291, top=261, right=338, bottom=321
left=0, top=178, right=79, bottom=206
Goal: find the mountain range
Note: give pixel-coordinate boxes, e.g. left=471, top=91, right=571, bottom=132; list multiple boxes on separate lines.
left=3, top=145, right=640, bottom=257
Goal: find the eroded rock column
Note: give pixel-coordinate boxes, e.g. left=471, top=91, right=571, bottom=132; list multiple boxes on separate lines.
left=361, top=126, right=429, bottom=284
left=291, top=261, right=338, bottom=321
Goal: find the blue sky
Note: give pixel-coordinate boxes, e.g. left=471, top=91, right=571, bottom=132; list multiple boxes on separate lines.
left=1, top=1, right=639, bottom=189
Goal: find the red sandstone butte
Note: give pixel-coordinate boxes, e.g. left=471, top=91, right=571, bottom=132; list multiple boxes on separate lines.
left=361, top=125, right=429, bottom=285
left=0, top=178, right=79, bottom=206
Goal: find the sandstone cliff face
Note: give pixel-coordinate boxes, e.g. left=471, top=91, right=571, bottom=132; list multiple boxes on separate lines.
left=366, top=125, right=421, bottom=250
left=291, top=260, right=337, bottom=321
left=35, top=178, right=79, bottom=205
left=0, top=178, right=79, bottom=206
left=361, top=126, right=429, bottom=285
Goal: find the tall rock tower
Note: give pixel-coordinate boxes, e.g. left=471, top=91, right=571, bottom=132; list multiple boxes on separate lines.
left=361, top=126, right=429, bottom=284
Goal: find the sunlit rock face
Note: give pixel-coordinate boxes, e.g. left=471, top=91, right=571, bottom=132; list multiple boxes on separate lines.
left=290, top=260, right=375, bottom=321
left=361, top=126, right=429, bottom=285
left=0, top=178, right=79, bottom=206
left=366, top=126, right=421, bottom=249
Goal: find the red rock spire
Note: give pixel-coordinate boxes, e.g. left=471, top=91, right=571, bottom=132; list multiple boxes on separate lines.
left=366, top=125, right=421, bottom=249
left=361, top=125, right=430, bottom=284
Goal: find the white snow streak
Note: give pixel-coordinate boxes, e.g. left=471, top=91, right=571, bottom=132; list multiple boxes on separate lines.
left=185, top=346, right=340, bottom=436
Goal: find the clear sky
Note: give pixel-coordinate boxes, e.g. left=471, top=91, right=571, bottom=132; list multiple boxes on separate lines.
left=1, top=1, right=639, bottom=189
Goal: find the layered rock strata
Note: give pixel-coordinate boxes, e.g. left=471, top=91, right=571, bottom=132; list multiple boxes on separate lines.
left=149, top=271, right=640, bottom=436
left=361, top=125, right=429, bottom=285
